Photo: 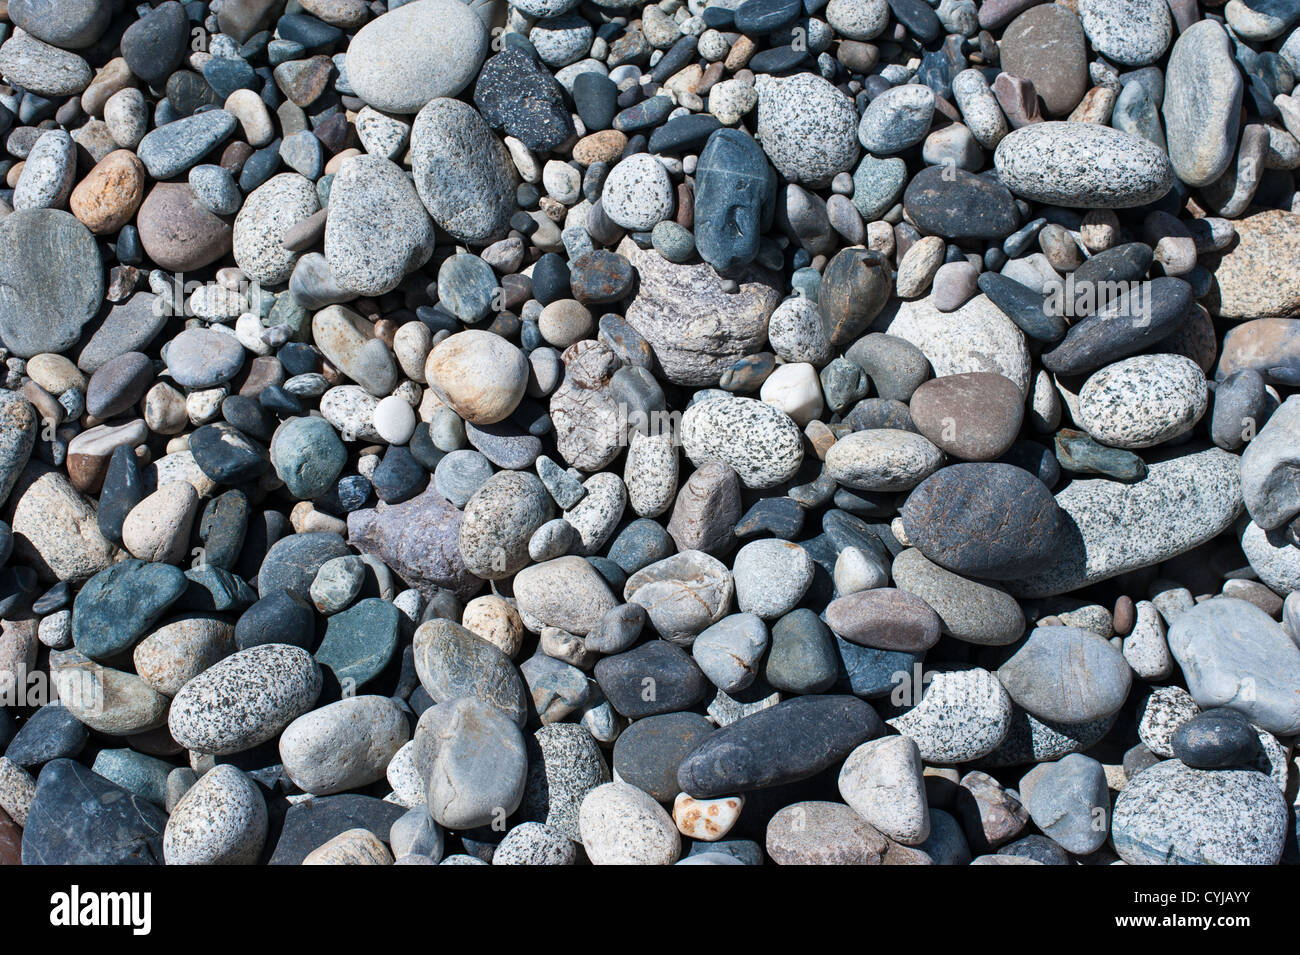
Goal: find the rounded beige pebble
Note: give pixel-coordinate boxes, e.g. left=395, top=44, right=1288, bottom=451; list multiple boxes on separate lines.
left=578, top=782, right=681, bottom=865
left=163, top=764, right=268, bottom=865
left=461, top=594, right=525, bottom=658
left=121, top=481, right=199, bottom=564
left=424, top=329, right=529, bottom=425
left=302, top=828, right=394, bottom=865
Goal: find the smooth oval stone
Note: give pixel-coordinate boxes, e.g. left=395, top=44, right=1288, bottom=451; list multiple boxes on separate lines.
left=891, top=548, right=1025, bottom=646
left=72, top=559, right=187, bottom=661
left=3, top=703, right=88, bottom=768
left=613, top=712, right=715, bottom=802
left=1076, top=354, right=1207, bottom=449
left=819, top=247, right=892, bottom=348
left=281, top=695, right=410, bottom=796
left=679, top=396, right=803, bottom=489
left=514, top=556, right=618, bottom=637
left=1019, top=753, right=1109, bottom=855
left=678, top=695, right=884, bottom=798
left=1005, top=447, right=1244, bottom=598
left=999, top=4, right=1087, bottom=116
left=766, top=799, right=889, bottom=864
left=271, top=416, right=347, bottom=500
left=257, top=531, right=351, bottom=599
left=409, top=97, right=517, bottom=246
left=825, top=429, right=945, bottom=492
left=1171, top=708, right=1261, bottom=769
left=694, top=128, right=777, bottom=272
left=994, top=122, right=1173, bottom=208
left=22, top=759, right=168, bottom=864
left=1167, top=598, right=1300, bottom=736
left=1041, top=277, right=1192, bottom=377
left=412, top=619, right=529, bottom=726
left=997, top=626, right=1133, bottom=723
left=165, top=328, right=245, bottom=389
left=903, top=165, right=1020, bottom=240
left=594, top=640, right=710, bottom=718
left=909, top=372, right=1024, bottom=461
left=1162, top=19, right=1243, bottom=187
left=163, top=764, right=267, bottom=865
left=825, top=588, right=941, bottom=652
left=346, top=0, right=489, bottom=113
left=764, top=608, right=840, bottom=694
left=416, top=696, right=527, bottom=829
left=901, top=463, right=1066, bottom=580
left=1111, top=760, right=1286, bottom=865
left=167, top=644, right=323, bottom=755
left=884, top=293, right=1033, bottom=396
left=235, top=589, right=315, bottom=651
left=0, top=209, right=104, bottom=359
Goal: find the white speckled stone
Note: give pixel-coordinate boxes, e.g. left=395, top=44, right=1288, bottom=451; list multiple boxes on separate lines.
left=163, top=764, right=268, bottom=865
left=578, top=782, right=681, bottom=865
left=1076, top=354, right=1207, bottom=449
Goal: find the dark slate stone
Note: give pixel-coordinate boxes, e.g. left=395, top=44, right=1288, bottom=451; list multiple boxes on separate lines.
left=843, top=396, right=916, bottom=431
left=120, top=0, right=189, bottom=86
left=734, top=0, right=804, bottom=34
left=199, top=489, right=249, bottom=571
left=1041, top=277, right=1192, bottom=377
left=607, top=519, right=676, bottom=575
left=594, top=640, right=710, bottom=718
left=32, top=581, right=72, bottom=615
left=257, top=531, right=350, bottom=599
left=888, top=0, right=943, bottom=42
left=222, top=394, right=276, bottom=442
left=0, top=209, right=104, bottom=359
left=613, top=712, right=715, bottom=801
left=1211, top=368, right=1270, bottom=451
left=473, top=47, right=575, bottom=152
left=408, top=423, right=445, bottom=473
left=22, top=759, right=167, bottom=864
left=569, top=250, right=634, bottom=305
left=903, top=165, right=1020, bottom=240
left=765, top=608, right=839, bottom=694
left=1171, top=708, right=1263, bottom=769
left=901, top=463, right=1067, bottom=581
left=819, top=247, right=892, bottom=347
left=747, top=45, right=812, bottom=73
left=613, top=94, right=675, bottom=133
left=677, top=694, right=884, bottom=797
left=1068, top=242, right=1153, bottom=311
left=315, top=597, right=400, bottom=691
left=997, top=440, right=1061, bottom=489
left=694, top=128, right=777, bottom=272
left=189, top=422, right=271, bottom=485
left=734, top=496, right=805, bottom=540
left=276, top=12, right=343, bottom=49
left=4, top=704, right=88, bottom=769
left=175, top=563, right=258, bottom=614
left=978, top=272, right=1068, bottom=343
left=648, top=113, right=722, bottom=154
left=530, top=253, right=570, bottom=306
left=71, top=559, right=187, bottom=661
left=268, top=793, right=406, bottom=865
left=203, top=55, right=258, bottom=99
left=167, top=69, right=220, bottom=116
left=236, top=588, right=316, bottom=651
left=573, top=71, right=618, bottom=131
left=371, top=446, right=425, bottom=505
left=649, top=35, right=699, bottom=83
left=1054, top=428, right=1148, bottom=481
left=833, top=633, right=920, bottom=697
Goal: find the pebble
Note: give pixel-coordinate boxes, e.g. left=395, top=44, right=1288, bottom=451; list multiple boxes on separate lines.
left=0, top=0, right=1295, bottom=871
left=1112, top=760, right=1286, bottom=865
